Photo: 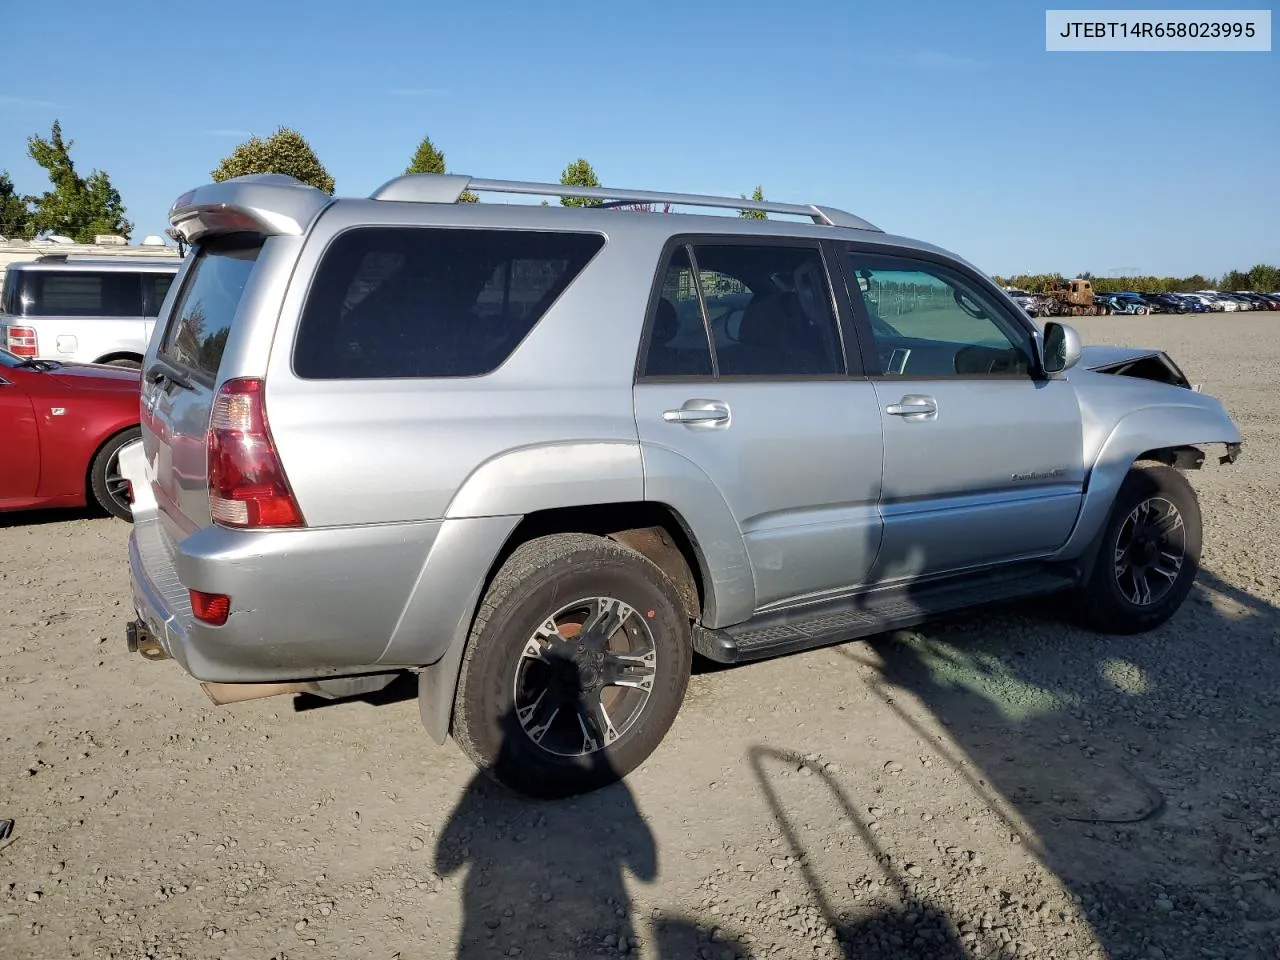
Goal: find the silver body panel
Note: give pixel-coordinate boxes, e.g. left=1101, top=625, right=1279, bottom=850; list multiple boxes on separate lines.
left=123, top=173, right=1241, bottom=738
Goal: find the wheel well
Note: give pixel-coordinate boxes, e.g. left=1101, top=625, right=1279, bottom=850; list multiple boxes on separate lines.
left=84, top=424, right=141, bottom=500
left=1135, top=445, right=1206, bottom=470
left=482, top=502, right=708, bottom=621
left=94, top=352, right=142, bottom=367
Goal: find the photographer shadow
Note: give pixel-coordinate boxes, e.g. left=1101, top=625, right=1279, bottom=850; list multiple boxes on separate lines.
left=436, top=704, right=752, bottom=959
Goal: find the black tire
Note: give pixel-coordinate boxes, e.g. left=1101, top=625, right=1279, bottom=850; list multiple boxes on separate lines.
left=1075, top=464, right=1201, bottom=635
left=103, top=357, right=142, bottom=369
left=451, top=532, right=693, bottom=799
left=89, top=427, right=141, bottom=522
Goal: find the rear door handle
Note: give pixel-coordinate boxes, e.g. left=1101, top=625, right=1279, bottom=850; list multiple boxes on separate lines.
left=885, top=395, right=937, bottom=418
left=662, top=400, right=730, bottom=426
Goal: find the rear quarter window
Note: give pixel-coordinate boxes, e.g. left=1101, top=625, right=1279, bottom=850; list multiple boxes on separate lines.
left=157, top=234, right=264, bottom=379
left=292, top=226, right=605, bottom=379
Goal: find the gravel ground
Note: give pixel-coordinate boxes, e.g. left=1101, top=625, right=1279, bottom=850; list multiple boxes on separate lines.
left=2, top=314, right=1278, bottom=960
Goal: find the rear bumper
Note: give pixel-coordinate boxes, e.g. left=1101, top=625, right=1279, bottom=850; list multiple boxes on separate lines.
left=127, top=507, right=447, bottom=682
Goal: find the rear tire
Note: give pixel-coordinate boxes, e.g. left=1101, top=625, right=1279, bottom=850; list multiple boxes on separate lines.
left=102, top=357, right=142, bottom=369
left=89, top=427, right=141, bottom=522
left=1074, top=464, right=1201, bottom=635
left=451, top=533, right=693, bottom=798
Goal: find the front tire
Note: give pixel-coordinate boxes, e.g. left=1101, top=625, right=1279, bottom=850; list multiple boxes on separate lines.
left=1075, top=464, right=1201, bottom=634
left=89, top=427, right=140, bottom=522
left=451, top=533, right=693, bottom=799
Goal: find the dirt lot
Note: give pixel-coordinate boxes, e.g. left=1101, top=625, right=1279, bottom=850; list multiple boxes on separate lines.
left=2, top=314, right=1278, bottom=960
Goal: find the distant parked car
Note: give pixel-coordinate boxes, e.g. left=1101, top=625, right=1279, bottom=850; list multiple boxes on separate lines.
left=1237, top=292, right=1279, bottom=311
left=1099, top=295, right=1148, bottom=315
left=1196, top=292, right=1239, bottom=312
left=1146, top=293, right=1194, bottom=314
left=1166, top=294, right=1207, bottom=313
left=0, top=254, right=183, bottom=369
left=0, top=348, right=141, bottom=520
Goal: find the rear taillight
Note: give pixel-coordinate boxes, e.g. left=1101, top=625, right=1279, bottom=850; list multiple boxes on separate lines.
left=207, top=378, right=304, bottom=529
left=4, top=325, right=38, bottom=357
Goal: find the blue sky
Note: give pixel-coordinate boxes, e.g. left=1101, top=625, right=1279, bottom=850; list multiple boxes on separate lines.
left=2, top=1, right=1276, bottom=277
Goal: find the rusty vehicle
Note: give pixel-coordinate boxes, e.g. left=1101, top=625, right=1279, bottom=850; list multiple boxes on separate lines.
left=1041, top=277, right=1103, bottom=316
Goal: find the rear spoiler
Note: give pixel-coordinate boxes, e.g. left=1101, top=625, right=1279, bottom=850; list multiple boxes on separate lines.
left=166, top=174, right=334, bottom=245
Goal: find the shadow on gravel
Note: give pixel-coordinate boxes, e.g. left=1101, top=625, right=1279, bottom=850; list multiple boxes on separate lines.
left=750, top=744, right=992, bottom=959
left=0, top=506, right=99, bottom=528
left=436, top=705, right=753, bottom=960
left=829, top=565, right=1280, bottom=960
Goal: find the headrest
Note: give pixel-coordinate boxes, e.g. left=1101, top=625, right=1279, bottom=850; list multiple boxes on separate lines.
left=652, top=297, right=678, bottom=343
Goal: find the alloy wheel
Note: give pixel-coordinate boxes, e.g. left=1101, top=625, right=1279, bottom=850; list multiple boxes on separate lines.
left=1113, top=496, right=1186, bottom=606
left=512, top=596, right=658, bottom=758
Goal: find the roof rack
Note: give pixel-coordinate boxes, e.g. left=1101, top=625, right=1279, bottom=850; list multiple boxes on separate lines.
left=31, top=252, right=181, bottom=264
left=368, top=174, right=882, bottom=232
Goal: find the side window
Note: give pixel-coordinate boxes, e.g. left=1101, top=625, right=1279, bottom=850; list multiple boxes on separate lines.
left=691, top=243, right=843, bottom=377
left=293, top=227, right=605, bottom=379
left=640, top=246, right=713, bottom=378
left=843, top=252, right=1033, bottom=378
left=27, top=271, right=140, bottom=317
left=696, top=244, right=844, bottom=378
left=143, top=273, right=175, bottom=317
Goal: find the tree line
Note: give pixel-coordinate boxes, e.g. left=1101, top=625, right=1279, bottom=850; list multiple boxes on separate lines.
left=993, top=267, right=1280, bottom=295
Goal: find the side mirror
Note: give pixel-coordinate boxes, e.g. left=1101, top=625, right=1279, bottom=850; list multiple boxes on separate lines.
left=1042, top=321, right=1082, bottom=374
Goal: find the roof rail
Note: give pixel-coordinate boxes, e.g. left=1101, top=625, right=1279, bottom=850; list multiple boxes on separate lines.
left=368, top=174, right=882, bottom=232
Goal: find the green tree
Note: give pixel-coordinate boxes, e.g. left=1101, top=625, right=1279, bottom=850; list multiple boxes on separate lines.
left=559, top=158, right=602, bottom=207
left=1219, top=269, right=1250, bottom=292
left=0, top=171, right=31, bottom=238
left=738, top=185, right=768, bottom=220
left=1247, top=263, right=1280, bottom=292
left=403, top=134, right=477, bottom=202
left=211, top=126, right=336, bottom=194
left=25, top=120, right=133, bottom=241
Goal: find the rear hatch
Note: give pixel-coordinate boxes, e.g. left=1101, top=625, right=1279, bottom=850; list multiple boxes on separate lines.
left=141, top=234, right=268, bottom=541
left=139, top=175, right=334, bottom=547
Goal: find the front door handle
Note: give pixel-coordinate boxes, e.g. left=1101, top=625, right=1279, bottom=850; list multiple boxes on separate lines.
left=885, top=395, right=937, bottom=419
left=662, top=399, right=730, bottom=427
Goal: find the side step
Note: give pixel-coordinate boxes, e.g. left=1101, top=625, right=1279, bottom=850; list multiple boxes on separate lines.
left=693, top=565, right=1077, bottom=664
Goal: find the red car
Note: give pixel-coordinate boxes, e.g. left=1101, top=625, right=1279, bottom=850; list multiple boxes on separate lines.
left=1, top=348, right=142, bottom=521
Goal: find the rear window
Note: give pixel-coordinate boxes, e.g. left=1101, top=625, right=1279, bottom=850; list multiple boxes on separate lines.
left=292, top=226, right=605, bottom=379
left=2, top=269, right=144, bottom=317
left=158, top=234, right=264, bottom=378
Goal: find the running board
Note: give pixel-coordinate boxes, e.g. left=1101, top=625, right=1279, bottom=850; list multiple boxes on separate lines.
left=693, top=565, right=1077, bottom=664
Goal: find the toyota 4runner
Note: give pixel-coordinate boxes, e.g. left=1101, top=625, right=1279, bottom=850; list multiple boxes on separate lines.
left=121, top=172, right=1242, bottom=798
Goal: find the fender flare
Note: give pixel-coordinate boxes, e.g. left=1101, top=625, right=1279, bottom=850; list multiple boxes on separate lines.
left=1058, top=400, right=1240, bottom=568
left=414, top=442, right=758, bottom=745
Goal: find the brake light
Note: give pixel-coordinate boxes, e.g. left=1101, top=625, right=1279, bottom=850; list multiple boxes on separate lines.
left=190, top=589, right=231, bottom=626
left=207, top=378, right=304, bottom=529
left=5, top=325, right=38, bottom=357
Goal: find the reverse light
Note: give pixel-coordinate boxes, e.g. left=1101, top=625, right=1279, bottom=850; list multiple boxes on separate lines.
left=4, top=325, right=38, bottom=357
left=190, top=589, right=231, bottom=626
left=207, top=378, right=304, bottom=529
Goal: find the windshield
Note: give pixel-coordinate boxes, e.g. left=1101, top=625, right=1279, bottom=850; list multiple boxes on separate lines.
left=0, top=347, right=22, bottom=368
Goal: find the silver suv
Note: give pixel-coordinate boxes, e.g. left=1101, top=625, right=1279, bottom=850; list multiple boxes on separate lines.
left=122, top=172, right=1242, bottom=798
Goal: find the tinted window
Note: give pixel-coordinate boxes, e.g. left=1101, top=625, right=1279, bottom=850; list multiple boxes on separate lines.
left=692, top=243, right=843, bottom=377
left=16, top=271, right=141, bottom=317
left=158, top=235, right=263, bottom=378
left=144, top=273, right=175, bottom=317
left=293, top=227, right=605, bottom=379
left=844, top=251, right=1032, bottom=378
left=641, top=246, right=713, bottom=377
